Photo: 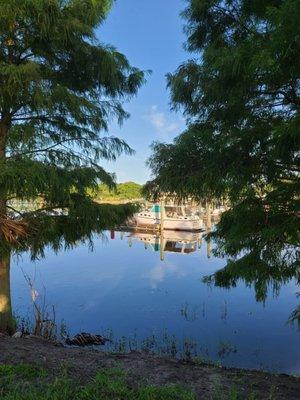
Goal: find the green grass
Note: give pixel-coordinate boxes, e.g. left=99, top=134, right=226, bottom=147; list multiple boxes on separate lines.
left=0, top=364, right=268, bottom=400
left=0, top=364, right=47, bottom=379
left=0, top=365, right=194, bottom=400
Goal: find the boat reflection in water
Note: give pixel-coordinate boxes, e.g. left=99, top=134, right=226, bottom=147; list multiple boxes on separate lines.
left=124, top=230, right=211, bottom=260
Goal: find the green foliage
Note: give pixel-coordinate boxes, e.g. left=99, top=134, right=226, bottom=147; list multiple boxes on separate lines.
left=146, top=0, right=300, bottom=277
left=93, top=181, right=143, bottom=201
left=0, top=202, right=140, bottom=258
left=0, top=0, right=145, bottom=239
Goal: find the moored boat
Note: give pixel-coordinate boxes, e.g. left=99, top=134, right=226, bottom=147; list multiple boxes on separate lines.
left=134, top=204, right=203, bottom=231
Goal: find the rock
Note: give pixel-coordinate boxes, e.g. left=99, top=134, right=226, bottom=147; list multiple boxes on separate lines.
left=65, top=332, right=109, bottom=347
left=12, top=331, right=23, bottom=338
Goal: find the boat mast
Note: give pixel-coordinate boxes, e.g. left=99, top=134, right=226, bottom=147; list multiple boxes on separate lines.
left=160, top=197, right=165, bottom=232
left=160, top=197, right=165, bottom=261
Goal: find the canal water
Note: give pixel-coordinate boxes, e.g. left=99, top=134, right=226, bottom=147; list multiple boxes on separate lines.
left=9, top=230, right=300, bottom=374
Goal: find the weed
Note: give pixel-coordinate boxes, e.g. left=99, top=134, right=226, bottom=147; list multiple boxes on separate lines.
left=217, top=341, right=237, bottom=358
left=180, top=302, right=198, bottom=322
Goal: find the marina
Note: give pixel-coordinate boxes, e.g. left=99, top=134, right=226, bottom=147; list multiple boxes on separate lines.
left=132, top=200, right=224, bottom=232
left=0, top=0, right=298, bottom=397
left=6, top=229, right=299, bottom=374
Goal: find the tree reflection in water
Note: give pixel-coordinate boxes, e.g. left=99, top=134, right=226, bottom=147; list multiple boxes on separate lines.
left=0, top=204, right=137, bottom=334
left=0, top=209, right=299, bottom=334
left=203, top=244, right=300, bottom=328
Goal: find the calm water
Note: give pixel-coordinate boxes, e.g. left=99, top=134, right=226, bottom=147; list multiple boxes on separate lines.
left=10, top=230, right=300, bottom=374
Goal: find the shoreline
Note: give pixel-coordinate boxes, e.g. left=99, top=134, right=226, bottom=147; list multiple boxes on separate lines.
left=1, top=336, right=299, bottom=399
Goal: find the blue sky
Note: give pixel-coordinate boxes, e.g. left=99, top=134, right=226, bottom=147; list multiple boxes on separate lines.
left=98, top=0, right=188, bottom=183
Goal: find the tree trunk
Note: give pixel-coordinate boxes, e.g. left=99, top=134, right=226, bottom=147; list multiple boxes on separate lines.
left=0, top=253, right=15, bottom=334
left=0, top=119, right=9, bottom=236
left=0, top=120, right=16, bottom=334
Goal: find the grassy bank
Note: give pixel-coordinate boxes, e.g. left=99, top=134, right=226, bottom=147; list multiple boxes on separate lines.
left=0, top=364, right=194, bottom=400
left=0, top=363, right=268, bottom=400
left=1, top=337, right=299, bottom=399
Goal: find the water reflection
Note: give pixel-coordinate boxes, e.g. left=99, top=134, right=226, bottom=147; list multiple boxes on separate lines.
left=0, top=215, right=299, bottom=373
left=125, top=231, right=209, bottom=259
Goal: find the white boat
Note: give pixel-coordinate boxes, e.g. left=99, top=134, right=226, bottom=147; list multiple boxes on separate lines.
left=134, top=204, right=203, bottom=231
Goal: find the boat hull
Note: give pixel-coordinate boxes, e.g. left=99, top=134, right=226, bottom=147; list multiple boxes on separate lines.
left=135, top=214, right=203, bottom=231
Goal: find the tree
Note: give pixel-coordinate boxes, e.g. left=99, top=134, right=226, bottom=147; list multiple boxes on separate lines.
left=94, top=181, right=142, bottom=201
left=116, top=182, right=142, bottom=200
left=0, top=0, right=145, bottom=243
left=146, top=0, right=300, bottom=272
left=0, top=254, right=13, bottom=334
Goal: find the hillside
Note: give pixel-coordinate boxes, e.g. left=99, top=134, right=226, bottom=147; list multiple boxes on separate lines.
left=93, top=182, right=143, bottom=202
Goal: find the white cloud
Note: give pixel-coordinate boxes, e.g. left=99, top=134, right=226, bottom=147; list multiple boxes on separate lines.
left=148, top=260, right=186, bottom=289
left=147, top=105, right=183, bottom=140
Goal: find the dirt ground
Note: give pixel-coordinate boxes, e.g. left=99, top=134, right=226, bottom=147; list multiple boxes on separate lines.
left=0, top=336, right=299, bottom=399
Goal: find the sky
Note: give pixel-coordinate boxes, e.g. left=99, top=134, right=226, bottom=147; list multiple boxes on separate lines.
left=98, top=0, right=189, bottom=184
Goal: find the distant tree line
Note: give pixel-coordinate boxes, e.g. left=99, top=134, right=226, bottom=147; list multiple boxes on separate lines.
left=93, top=182, right=143, bottom=202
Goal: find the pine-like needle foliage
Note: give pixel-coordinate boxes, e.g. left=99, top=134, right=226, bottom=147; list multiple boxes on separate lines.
left=0, top=0, right=145, bottom=241
left=146, top=0, right=299, bottom=273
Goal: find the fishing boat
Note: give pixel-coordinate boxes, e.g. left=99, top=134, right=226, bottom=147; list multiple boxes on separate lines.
left=134, top=204, right=203, bottom=231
